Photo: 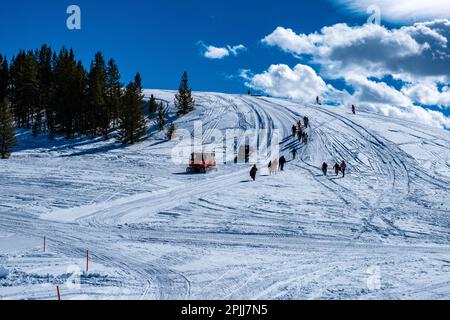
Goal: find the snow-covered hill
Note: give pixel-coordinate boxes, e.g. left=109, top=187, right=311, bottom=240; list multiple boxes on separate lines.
left=1, top=91, right=449, bottom=300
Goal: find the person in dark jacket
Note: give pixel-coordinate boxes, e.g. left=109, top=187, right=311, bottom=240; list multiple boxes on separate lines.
left=279, top=156, right=287, bottom=171
left=291, top=148, right=297, bottom=160
left=304, top=116, right=309, bottom=129
left=303, top=133, right=309, bottom=144
left=341, top=160, right=347, bottom=178
left=250, top=165, right=258, bottom=181
left=333, top=163, right=341, bottom=176
left=292, top=125, right=297, bottom=138
left=322, top=162, right=328, bottom=176
left=297, top=129, right=303, bottom=142
left=352, top=105, right=356, bottom=115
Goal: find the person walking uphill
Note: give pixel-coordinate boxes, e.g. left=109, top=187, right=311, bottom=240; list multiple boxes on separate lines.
left=279, top=156, right=287, bottom=171
left=304, top=116, right=310, bottom=129
left=291, top=148, right=297, bottom=160
left=322, top=162, right=328, bottom=176
left=297, top=128, right=303, bottom=142
left=250, top=165, right=258, bottom=181
left=341, top=160, right=347, bottom=178
left=333, top=163, right=341, bottom=176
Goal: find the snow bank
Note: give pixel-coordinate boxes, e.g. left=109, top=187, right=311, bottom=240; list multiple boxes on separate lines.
left=0, top=266, right=9, bottom=279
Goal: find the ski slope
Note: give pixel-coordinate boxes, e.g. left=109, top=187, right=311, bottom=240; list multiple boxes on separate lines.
left=1, top=91, right=449, bottom=300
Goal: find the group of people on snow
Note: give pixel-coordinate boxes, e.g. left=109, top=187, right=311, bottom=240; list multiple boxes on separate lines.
left=322, top=160, right=347, bottom=178
left=250, top=155, right=288, bottom=181
left=292, top=117, right=310, bottom=145
left=268, top=156, right=287, bottom=175
left=249, top=107, right=354, bottom=181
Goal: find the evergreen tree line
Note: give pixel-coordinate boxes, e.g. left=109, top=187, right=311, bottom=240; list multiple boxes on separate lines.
left=0, top=45, right=146, bottom=143
left=0, top=46, right=196, bottom=158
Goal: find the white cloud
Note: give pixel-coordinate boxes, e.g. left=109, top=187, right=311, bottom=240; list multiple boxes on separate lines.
left=262, top=22, right=450, bottom=82
left=365, top=103, right=450, bottom=129
left=331, top=0, right=450, bottom=23
left=258, top=21, right=450, bottom=128
left=402, top=83, right=450, bottom=107
left=262, top=27, right=316, bottom=57
left=203, top=45, right=230, bottom=59
left=244, top=64, right=336, bottom=102
left=347, top=76, right=412, bottom=107
left=227, top=44, right=247, bottom=56
left=199, top=42, right=247, bottom=60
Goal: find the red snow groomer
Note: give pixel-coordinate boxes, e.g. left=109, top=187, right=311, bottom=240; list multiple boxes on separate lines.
left=186, top=152, right=217, bottom=174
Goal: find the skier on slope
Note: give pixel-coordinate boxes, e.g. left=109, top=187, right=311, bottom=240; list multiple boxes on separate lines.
left=341, top=160, right=347, bottom=178
left=292, top=125, right=297, bottom=139
left=316, top=96, right=321, bottom=105
left=333, top=163, right=341, bottom=176
left=322, top=162, right=329, bottom=176
left=352, top=105, right=356, bottom=115
left=279, top=156, right=287, bottom=171
left=250, top=165, right=258, bottom=181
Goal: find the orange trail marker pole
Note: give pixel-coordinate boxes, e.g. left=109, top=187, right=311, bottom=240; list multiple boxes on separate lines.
left=56, top=286, right=61, bottom=301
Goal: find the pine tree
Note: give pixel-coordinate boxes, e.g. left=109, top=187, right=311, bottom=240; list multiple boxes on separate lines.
left=0, top=55, right=9, bottom=102
left=157, top=102, right=166, bottom=131
left=106, top=59, right=122, bottom=129
left=175, top=71, right=195, bottom=116
left=87, top=52, right=108, bottom=137
left=52, top=48, right=83, bottom=138
left=148, top=94, right=158, bottom=114
left=0, top=98, right=16, bottom=159
left=73, top=61, right=87, bottom=135
left=36, top=45, right=53, bottom=135
left=10, top=51, right=40, bottom=129
left=47, top=52, right=58, bottom=139
left=134, top=73, right=143, bottom=95
left=118, top=82, right=146, bottom=144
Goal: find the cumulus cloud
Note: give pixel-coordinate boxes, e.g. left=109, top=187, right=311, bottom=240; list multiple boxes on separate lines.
left=402, top=83, right=450, bottom=107
left=331, top=0, right=450, bottom=23
left=347, top=76, right=412, bottom=107
left=204, top=45, right=230, bottom=59
left=365, top=103, right=450, bottom=129
left=199, top=42, right=247, bottom=59
left=259, top=20, right=450, bottom=128
left=244, top=64, right=343, bottom=102
left=262, top=21, right=450, bottom=82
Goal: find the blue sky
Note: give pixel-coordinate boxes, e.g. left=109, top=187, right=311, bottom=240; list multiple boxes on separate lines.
left=0, top=0, right=449, bottom=127
left=0, top=0, right=363, bottom=92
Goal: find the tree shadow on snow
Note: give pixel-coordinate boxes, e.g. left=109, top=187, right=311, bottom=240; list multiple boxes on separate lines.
left=61, top=143, right=128, bottom=157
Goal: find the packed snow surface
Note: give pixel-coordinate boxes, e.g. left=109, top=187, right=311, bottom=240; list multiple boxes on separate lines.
left=1, top=91, right=449, bottom=300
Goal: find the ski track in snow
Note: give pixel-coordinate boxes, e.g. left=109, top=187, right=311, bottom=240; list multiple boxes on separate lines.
left=1, top=91, right=449, bottom=300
